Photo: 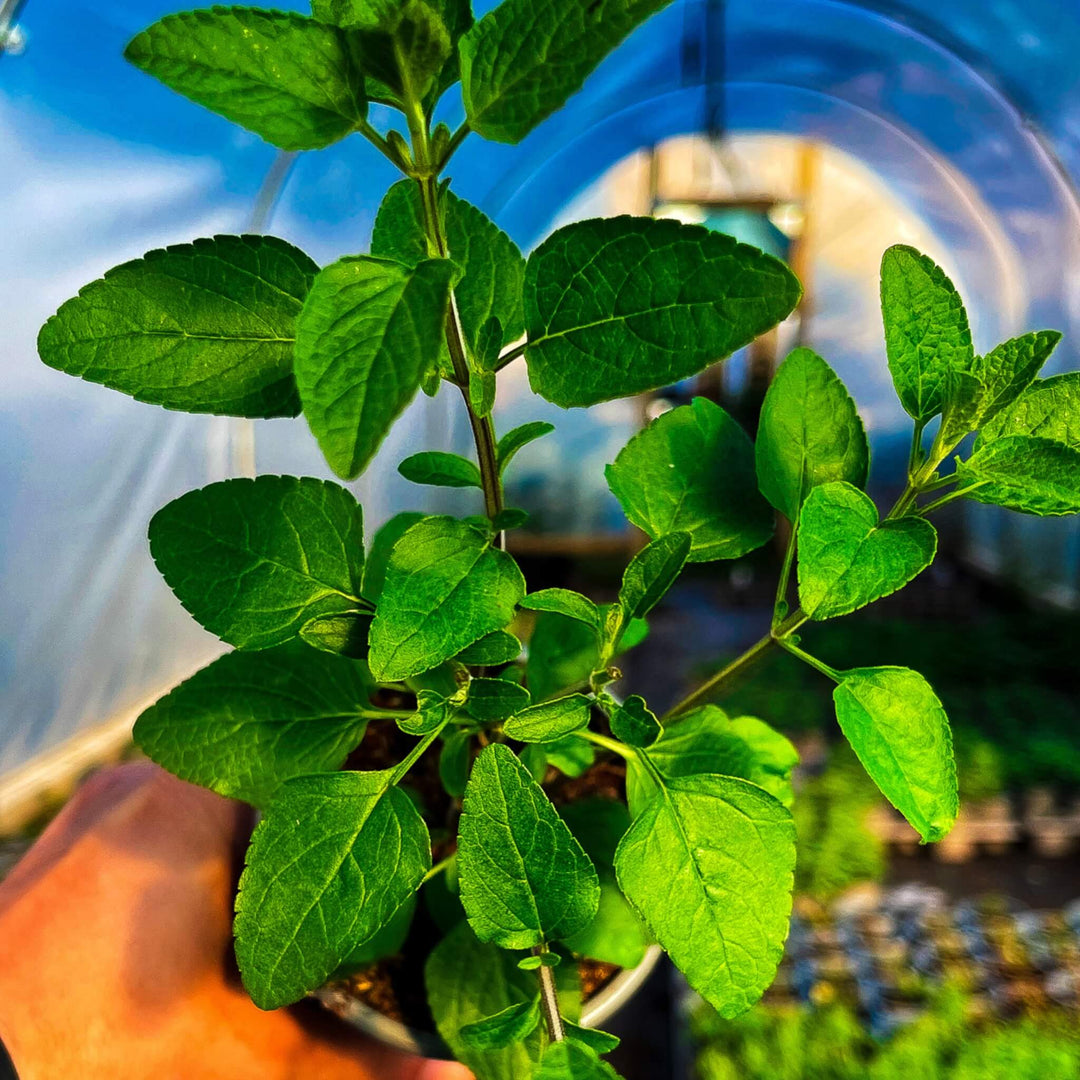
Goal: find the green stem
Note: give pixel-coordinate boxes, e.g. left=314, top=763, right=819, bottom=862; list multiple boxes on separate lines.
left=772, top=521, right=798, bottom=631
left=776, top=637, right=841, bottom=682
left=389, top=719, right=450, bottom=786
left=577, top=729, right=634, bottom=761
left=908, top=419, right=926, bottom=473
left=918, top=482, right=983, bottom=516
left=533, top=944, right=565, bottom=1043
left=356, top=117, right=406, bottom=170
left=495, top=340, right=527, bottom=371
left=438, top=121, right=471, bottom=171
left=422, top=853, right=455, bottom=884
left=919, top=472, right=958, bottom=494
left=663, top=632, right=776, bottom=721
left=360, top=708, right=416, bottom=721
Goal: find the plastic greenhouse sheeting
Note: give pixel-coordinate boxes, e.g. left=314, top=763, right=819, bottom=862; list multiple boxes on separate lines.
left=2, top=0, right=1080, bottom=774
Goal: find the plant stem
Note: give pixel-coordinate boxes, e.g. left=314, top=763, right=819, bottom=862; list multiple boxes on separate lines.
left=775, top=636, right=841, bottom=682
left=438, top=121, right=471, bottom=171
left=577, top=729, right=634, bottom=761
left=918, top=482, right=984, bottom=517
left=389, top=719, right=450, bottom=785
left=422, top=853, right=455, bottom=883
left=495, top=340, right=527, bottom=371
left=360, top=708, right=416, bottom=721
left=772, top=522, right=798, bottom=631
left=908, top=419, right=926, bottom=473
left=355, top=117, right=406, bottom=170
left=533, top=945, right=565, bottom=1043
left=663, top=632, right=776, bottom=721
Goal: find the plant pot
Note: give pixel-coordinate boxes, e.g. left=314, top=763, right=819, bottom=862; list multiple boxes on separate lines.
left=313, top=944, right=664, bottom=1059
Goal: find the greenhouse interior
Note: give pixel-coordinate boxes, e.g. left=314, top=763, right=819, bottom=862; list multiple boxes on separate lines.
left=2, top=0, right=1080, bottom=1077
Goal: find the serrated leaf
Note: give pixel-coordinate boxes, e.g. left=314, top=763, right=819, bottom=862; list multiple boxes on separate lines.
left=149, top=476, right=364, bottom=650
left=456, top=630, right=523, bottom=666
left=332, top=894, right=416, bottom=976
left=956, top=435, right=1080, bottom=516
left=466, top=677, right=531, bottom=721
left=525, top=218, right=800, bottom=408
left=459, top=998, right=541, bottom=1050
left=133, top=644, right=372, bottom=807
left=625, top=706, right=798, bottom=816
left=125, top=8, right=367, bottom=151
left=546, top=736, right=595, bottom=778
left=526, top=613, right=598, bottom=702
left=398, top=451, right=482, bottom=488
left=606, top=398, right=774, bottom=562
left=397, top=689, right=450, bottom=735
left=235, top=770, right=429, bottom=1009
left=503, top=694, right=592, bottom=743
left=368, top=516, right=525, bottom=680
left=458, top=744, right=599, bottom=948
left=618, top=533, right=691, bottom=621
left=979, top=371, right=1080, bottom=449
left=295, top=255, right=454, bottom=480
left=609, top=695, right=660, bottom=749
left=520, top=589, right=601, bottom=630
left=563, top=1022, right=621, bottom=1056
left=470, top=367, right=497, bottom=419
left=498, top=421, right=555, bottom=474
left=439, top=730, right=473, bottom=797
left=362, top=511, right=425, bottom=603
left=534, top=1041, right=624, bottom=1080
left=797, top=482, right=937, bottom=620
left=299, top=611, right=371, bottom=659
left=755, top=348, right=869, bottom=521
left=833, top=666, right=958, bottom=842
left=460, top=0, right=672, bottom=144
left=880, top=245, right=974, bottom=423
left=38, top=235, right=315, bottom=418
left=616, top=773, right=794, bottom=1017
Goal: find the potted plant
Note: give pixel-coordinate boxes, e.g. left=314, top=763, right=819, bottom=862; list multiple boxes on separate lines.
left=37, top=0, right=1080, bottom=1075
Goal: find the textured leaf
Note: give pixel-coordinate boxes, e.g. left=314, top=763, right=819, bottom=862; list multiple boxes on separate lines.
left=618, top=533, right=691, bottom=620
left=625, top=707, right=798, bottom=816
left=398, top=451, right=482, bottom=488
left=524, top=218, right=800, bottom=408
left=755, top=348, right=869, bottom=521
left=798, top=482, right=937, bottom=620
left=563, top=1023, right=620, bottom=1056
left=439, top=730, right=473, bottom=798
left=980, top=371, right=1080, bottom=450
left=149, top=476, right=365, bottom=650
left=133, top=645, right=372, bottom=807
left=333, top=895, right=416, bottom=975
left=397, top=689, right=451, bottom=735
left=235, top=770, right=430, bottom=1009
left=521, top=589, right=601, bottom=630
left=460, top=998, right=541, bottom=1050
left=956, top=436, right=1080, bottom=516
left=615, top=774, right=795, bottom=1017
left=503, top=694, right=592, bottom=743
left=526, top=613, right=599, bottom=702
left=545, top=736, right=595, bottom=778
left=466, top=677, right=531, bottom=721
left=880, top=245, right=974, bottom=423
left=456, top=630, right=523, bottom=666
left=362, top=511, right=425, bottom=603
left=294, top=255, right=454, bottom=479
left=498, top=421, right=556, bottom=474
left=534, top=1041, right=624, bottom=1080
left=609, top=695, right=660, bottom=749
left=38, top=235, right=315, bottom=417
left=458, top=744, right=599, bottom=948
left=299, top=611, right=371, bottom=659
left=834, top=667, right=958, bottom=843
left=125, top=8, right=367, bottom=151
left=368, top=516, right=525, bottom=680
left=607, top=398, right=774, bottom=562
left=460, top=0, right=672, bottom=144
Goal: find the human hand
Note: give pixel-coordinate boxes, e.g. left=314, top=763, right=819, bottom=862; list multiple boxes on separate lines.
left=0, top=762, right=470, bottom=1080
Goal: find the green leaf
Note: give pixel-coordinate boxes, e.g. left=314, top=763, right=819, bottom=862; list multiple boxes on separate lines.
left=833, top=667, right=958, bottom=843
left=609, top=695, right=660, bottom=749
left=625, top=706, right=798, bottom=816
left=518, top=952, right=560, bottom=971
left=797, top=482, right=937, bottom=620
left=460, top=0, right=673, bottom=144
left=563, top=1022, right=620, bottom=1056
left=456, top=630, right=523, bottom=666
left=545, top=736, right=595, bottom=778
left=520, top=743, right=548, bottom=782
left=439, top=730, right=473, bottom=797
left=491, top=507, right=531, bottom=532
left=38, top=235, right=315, bottom=418
left=879, top=245, right=974, bottom=423
left=466, top=677, right=532, bottom=721
left=398, top=451, right=482, bottom=489
left=299, top=611, right=371, bottom=659
left=520, top=589, right=601, bottom=630
left=234, top=770, right=430, bottom=1009
left=503, top=694, right=592, bottom=743
left=149, top=476, right=365, bottom=650
left=458, top=744, right=599, bottom=948
left=615, top=773, right=794, bottom=1017
left=755, top=348, right=869, bottom=521
left=526, top=612, right=598, bottom=702
left=979, top=371, right=1080, bottom=449
left=397, top=689, right=451, bottom=735
left=372, top=180, right=526, bottom=358
left=498, top=421, right=556, bottom=474
left=459, top=998, right=541, bottom=1050
left=362, top=511, right=425, bottom=603
left=606, top=398, right=774, bottom=562
left=956, top=436, right=1080, bottom=516
left=368, top=516, right=526, bottom=680
left=525, top=218, right=801, bottom=408
left=618, top=533, right=691, bottom=621
left=294, top=255, right=454, bottom=480
left=133, top=644, right=372, bottom=808
left=125, top=9, right=367, bottom=151
left=332, top=894, right=416, bottom=976
left=534, top=1038, right=624, bottom=1080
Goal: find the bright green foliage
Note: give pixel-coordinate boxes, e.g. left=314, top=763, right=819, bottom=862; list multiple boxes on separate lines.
left=880, top=245, right=974, bottom=422
left=466, top=677, right=531, bottom=720
left=755, top=348, right=869, bottom=521
left=609, top=695, right=660, bottom=749
left=333, top=895, right=416, bottom=975
left=524, top=218, right=801, bottom=408
left=234, top=770, right=430, bottom=1009
left=369, top=516, right=525, bottom=680
left=545, top=736, right=596, bottom=778
left=38, top=235, right=315, bottom=418
left=618, top=533, right=691, bottom=620
left=397, top=689, right=451, bottom=735
left=149, top=476, right=365, bottom=650
left=362, top=511, right=425, bottom=603
left=833, top=666, right=958, bottom=842
left=125, top=9, right=368, bottom=151
left=497, top=421, right=556, bottom=473
left=534, top=1040, right=624, bottom=1080
left=503, top=694, right=592, bottom=743
left=457, top=745, right=599, bottom=949
left=398, top=451, right=482, bottom=488
left=616, top=773, right=795, bottom=1017
left=520, top=589, right=601, bottom=630
left=563, top=1024, right=621, bottom=1056
left=798, top=482, right=937, bottom=620
left=625, top=706, right=798, bottom=815
left=133, top=644, right=372, bottom=807
left=526, top=612, right=600, bottom=702
left=299, top=610, right=371, bottom=658
left=295, top=255, right=454, bottom=479
left=980, top=370, right=1080, bottom=449
left=957, top=435, right=1080, bottom=515
left=456, top=630, right=522, bottom=665
left=460, top=998, right=541, bottom=1050
left=460, top=0, right=672, bottom=144
left=439, top=730, right=473, bottom=797
left=607, top=398, right=774, bottom=562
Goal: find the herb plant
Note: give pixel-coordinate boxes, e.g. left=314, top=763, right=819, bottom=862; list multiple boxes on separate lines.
left=37, top=1, right=1080, bottom=1076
